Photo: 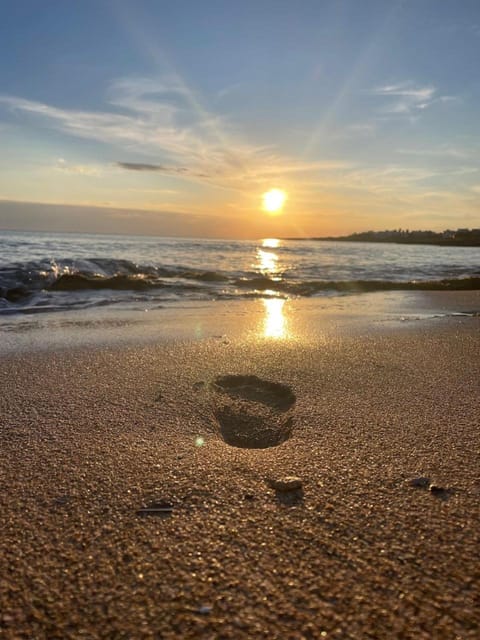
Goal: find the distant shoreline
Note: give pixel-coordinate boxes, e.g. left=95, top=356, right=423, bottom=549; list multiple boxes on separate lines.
left=284, top=230, right=480, bottom=248
left=285, top=237, right=480, bottom=247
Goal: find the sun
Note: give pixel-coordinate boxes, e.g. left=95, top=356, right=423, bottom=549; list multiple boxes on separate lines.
left=262, top=189, right=287, bottom=214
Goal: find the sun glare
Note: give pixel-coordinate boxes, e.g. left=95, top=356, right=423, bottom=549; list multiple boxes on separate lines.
left=262, top=238, right=280, bottom=248
left=262, top=189, right=287, bottom=214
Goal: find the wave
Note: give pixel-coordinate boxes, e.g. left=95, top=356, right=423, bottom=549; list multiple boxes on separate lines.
left=1, top=256, right=480, bottom=313
left=0, top=258, right=230, bottom=302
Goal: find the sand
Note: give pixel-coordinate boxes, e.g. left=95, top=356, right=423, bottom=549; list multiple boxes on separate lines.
left=1, top=293, right=479, bottom=639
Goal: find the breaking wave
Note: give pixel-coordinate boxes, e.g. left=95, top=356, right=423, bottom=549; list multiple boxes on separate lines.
left=1, top=255, right=480, bottom=315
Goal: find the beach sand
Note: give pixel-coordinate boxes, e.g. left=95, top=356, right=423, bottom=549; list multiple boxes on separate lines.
left=1, top=293, right=479, bottom=639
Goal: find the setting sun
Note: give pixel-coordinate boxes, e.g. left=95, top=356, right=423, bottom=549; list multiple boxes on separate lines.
left=262, top=189, right=287, bottom=214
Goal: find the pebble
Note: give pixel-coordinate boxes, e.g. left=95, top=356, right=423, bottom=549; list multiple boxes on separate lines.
left=409, top=476, right=430, bottom=489
left=267, top=477, right=303, bottom=492
left=136, top=501, right=174, bottom=516
left=197, top=605, right=212, bottom=615
left=408, top=478, right=451, bottom=499
left=429, top=484, right=449, bottom=497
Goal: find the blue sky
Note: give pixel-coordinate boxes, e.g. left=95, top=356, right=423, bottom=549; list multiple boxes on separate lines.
left=0, top=0, right=479, bottom=238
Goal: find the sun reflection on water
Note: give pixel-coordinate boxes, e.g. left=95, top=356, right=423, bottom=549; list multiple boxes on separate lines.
left=252, top=239, right=290, bottom=339
left=255, top=238, right=282, bottom=279
left=262, top=238, right=280, bottom=249
left=257, top=248, right=278, bottom=274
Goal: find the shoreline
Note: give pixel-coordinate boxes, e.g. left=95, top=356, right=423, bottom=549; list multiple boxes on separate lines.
left=2, top=290, right=480, bottom=355
left=1, top=295, right=479, bottom=638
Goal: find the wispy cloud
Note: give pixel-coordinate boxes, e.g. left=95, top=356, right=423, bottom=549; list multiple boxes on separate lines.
left=127, top=187, right=178, bottom=195
left=115, top=159, right=351, bottom=182
left=396, top=145, right=471, bottom=159
left=115, top=161, right=214, bottom=180
left=215, top=83, right=242, bottom=100
left=116, top=162, right=188, bottom=173
left=117, top=162, right=169, bottom=172
left=0, top=77, right=342, bottom=194
left=55, top=158, right=101, bottom=175
left=1, top=73, right=471, bottom=224
left=0, top=76, right=349, bottom=193
left=346, top=122, right=377, bottom=135
left=373, top=82, right=455, bottom=115
left=343, top=165, right=436, bottom=195
left=376, top=83, right=436, bottom=99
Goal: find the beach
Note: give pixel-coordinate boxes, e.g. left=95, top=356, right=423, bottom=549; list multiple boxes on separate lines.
left=1, top=292, right=479, bottom=639
left=2, top=0, right=480, bottom=634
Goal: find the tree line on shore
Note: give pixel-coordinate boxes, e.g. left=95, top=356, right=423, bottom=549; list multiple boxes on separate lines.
left=295, top=228, right=480, bottom=247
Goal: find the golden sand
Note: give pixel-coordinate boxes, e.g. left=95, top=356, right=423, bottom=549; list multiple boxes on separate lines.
left=1, top=294, right=479, bottom=638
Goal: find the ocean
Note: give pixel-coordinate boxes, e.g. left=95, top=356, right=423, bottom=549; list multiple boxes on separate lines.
left=1, top=230, right=479, bottom=316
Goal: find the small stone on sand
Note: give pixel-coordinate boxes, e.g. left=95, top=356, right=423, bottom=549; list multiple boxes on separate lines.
left=429, top=484, right=449, bottom=497
left=267, top=477, right=303, bottom=492
left=409, top=476, right=430, bottom=489
left=136, top=501, right=174, bottom=516
left=197, top=605, right=212, bottom=615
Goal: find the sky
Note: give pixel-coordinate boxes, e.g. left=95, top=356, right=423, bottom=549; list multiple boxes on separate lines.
left=0, top=0, right=479, bottom=239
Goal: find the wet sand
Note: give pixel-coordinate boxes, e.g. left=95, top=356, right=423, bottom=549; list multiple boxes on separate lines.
left=1, top=294, right=479, bottom=639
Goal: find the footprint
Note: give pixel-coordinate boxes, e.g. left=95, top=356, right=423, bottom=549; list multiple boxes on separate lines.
left=211, top=374, right=296, bottom=449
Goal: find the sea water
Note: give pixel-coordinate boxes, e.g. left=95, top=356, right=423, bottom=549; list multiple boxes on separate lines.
left=1, top=230, right=479, bottom=316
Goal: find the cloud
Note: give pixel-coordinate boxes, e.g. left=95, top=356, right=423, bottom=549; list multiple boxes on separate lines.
left=127, top=187, right=178, bottom=195
left=55, top=158, right=101, bottom=175
left=0, top=79, right=255, bottom=175
left=215, top=83, right=242, bottom=100
left=373, top=82, right=454, bottom=116
left=343, top=165, right=436, bottom=194
left=116, top=162, right=174, bottom=172
left=347, top=122, right=376, bottom=135
left=396, top=146, right=471, bottom=160
left=0, top=76, right=354, bottom=194
left=115, top=159, right=354, bottom=185
left=115, top=161, right=213, bottom=180
left=3, top=73, right=470, bottom=224
left=376, top=83, right=436, bottom=100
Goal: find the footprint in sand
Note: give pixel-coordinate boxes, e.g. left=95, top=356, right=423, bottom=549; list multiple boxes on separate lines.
left=210, top=374, right=296, bottom=449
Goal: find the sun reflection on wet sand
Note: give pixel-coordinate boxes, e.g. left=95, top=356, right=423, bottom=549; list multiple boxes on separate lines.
left=263, top=297, right=288, bottom=339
